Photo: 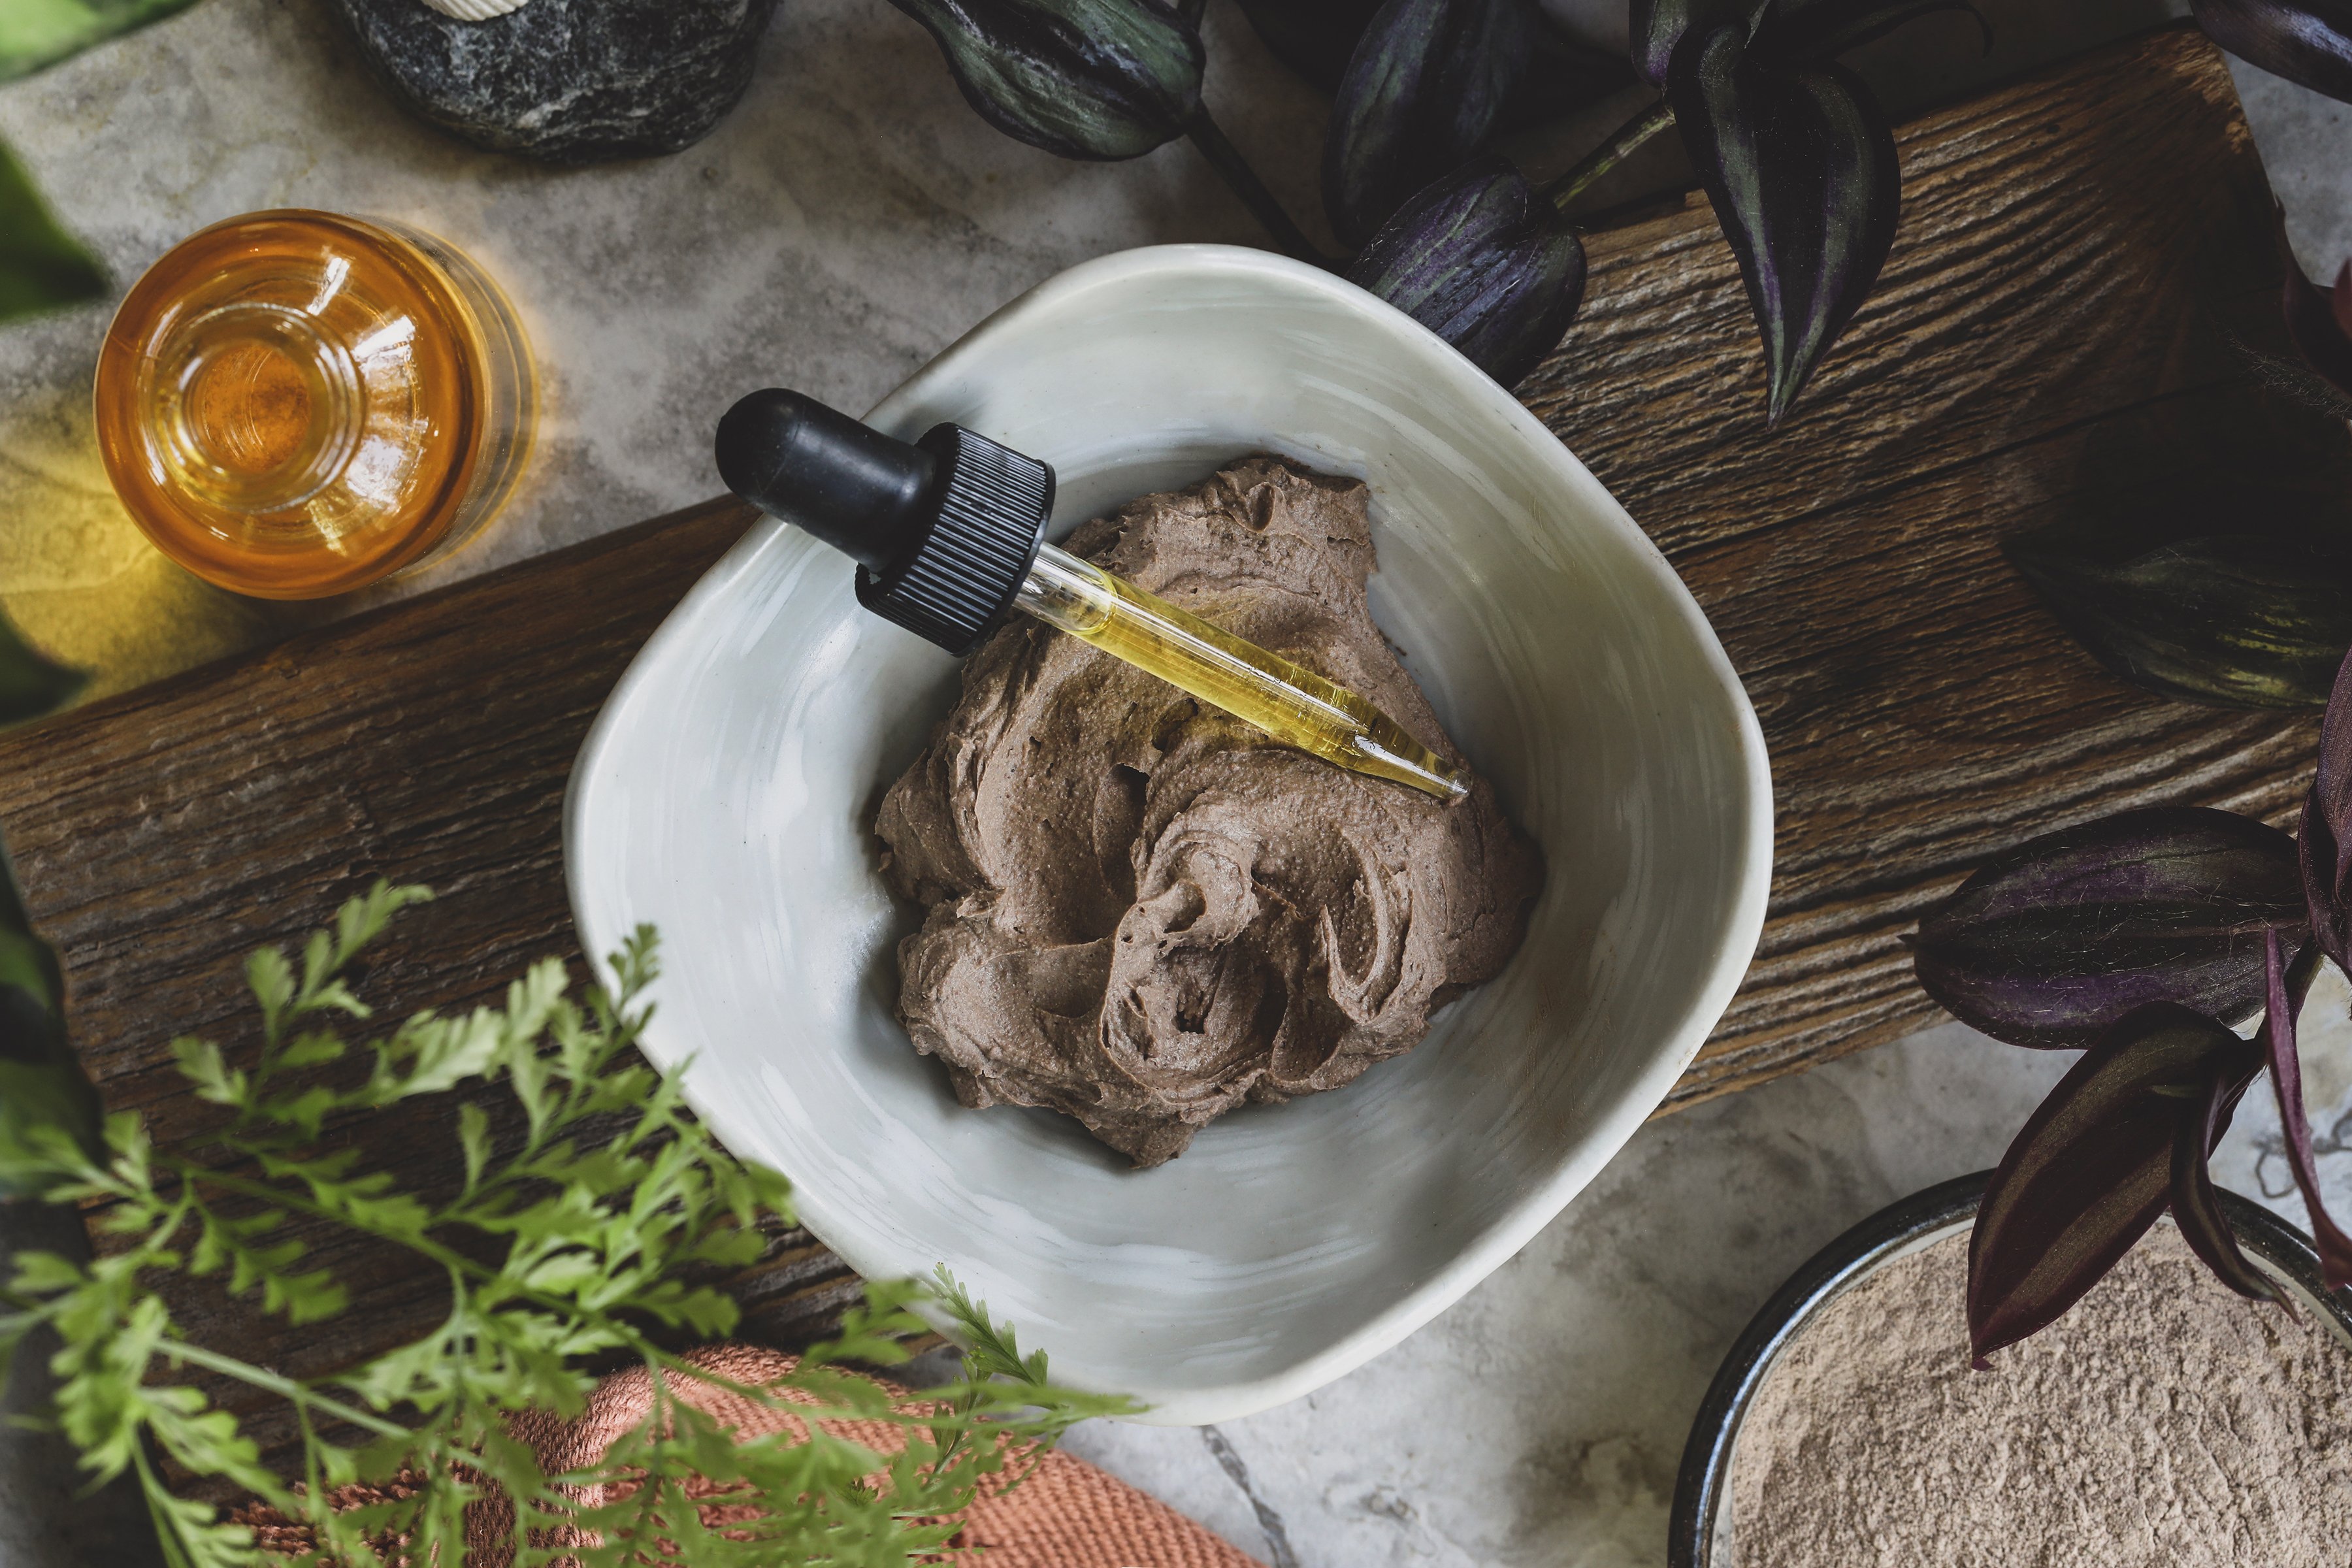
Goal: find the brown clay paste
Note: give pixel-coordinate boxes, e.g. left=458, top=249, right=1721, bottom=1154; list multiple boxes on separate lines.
left=874, top=456, right=1542, bottom=1166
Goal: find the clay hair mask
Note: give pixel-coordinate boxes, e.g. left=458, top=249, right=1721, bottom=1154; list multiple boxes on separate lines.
left=1729, top=1222, right=2352, bottom=1566
left=873, top=457, right=1543, bottom=1166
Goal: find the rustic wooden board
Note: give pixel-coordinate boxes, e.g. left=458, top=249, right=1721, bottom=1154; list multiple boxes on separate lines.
left=0, top=22, right=2339, bottom=1486
left=1522, top=22, right=2342, bottom=1105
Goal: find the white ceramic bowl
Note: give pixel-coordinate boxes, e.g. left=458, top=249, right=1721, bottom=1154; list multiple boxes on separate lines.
left=565, top=244, right=1771, bottom=1424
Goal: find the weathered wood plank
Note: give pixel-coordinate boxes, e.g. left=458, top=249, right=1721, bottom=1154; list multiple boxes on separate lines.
left=0, top=498, right=877, bottom=1493
left=1518, top=24, right=2340, bottom=1105
left=0, top=22, right=2336, bottom=1484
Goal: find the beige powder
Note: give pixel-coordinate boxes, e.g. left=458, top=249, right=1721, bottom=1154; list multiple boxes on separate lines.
left=1730, top=1223, right=2352, bottom=1567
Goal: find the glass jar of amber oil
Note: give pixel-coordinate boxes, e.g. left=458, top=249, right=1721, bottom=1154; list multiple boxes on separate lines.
left=94, top=210, right=534, bottom=599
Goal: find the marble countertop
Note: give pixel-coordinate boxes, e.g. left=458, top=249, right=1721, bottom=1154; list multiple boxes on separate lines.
left=3, top=1, right=2350, bottom=1564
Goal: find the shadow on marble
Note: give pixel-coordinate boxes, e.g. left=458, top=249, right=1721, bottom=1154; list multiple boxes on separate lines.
left=1064, top=1009, right=2352, bottom=1568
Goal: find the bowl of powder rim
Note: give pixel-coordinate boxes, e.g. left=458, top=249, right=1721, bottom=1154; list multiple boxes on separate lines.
left=1670, top=1171, right=2352, bottom=1567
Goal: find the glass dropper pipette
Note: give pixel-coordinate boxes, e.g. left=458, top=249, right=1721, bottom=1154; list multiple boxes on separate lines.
left=713, top=390, right=1467, bottom=802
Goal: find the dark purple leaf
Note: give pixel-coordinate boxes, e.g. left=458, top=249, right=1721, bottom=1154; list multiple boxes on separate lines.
left=2004, top=532, right=2352, bottom=711
left=2262, top=929, right=2352, bottom=1287
left=1910, top=806, right=2305, bottom=1048
left=2169, top=1051, right=2279, bottom=1301
left=2299, top=647, right=2352, bottom=968
left=1667, top=20, right=1899, bottom=425
left=2298, top=792, right=2347, bottom=973
left=2194, top=0, right=2352, bottom=105
left=1759, top=0, right=1991, bottom=63
left=1347, top=157, right=1587, bottom=387
left=1629, top=0, right=1756, bottom=86
left=2271, top=203, right=2352, bottom=404
left=1970, top=1002, right=2255, bottom=1364
left=1324, top=0, right=1535, bottom=246
left=888, top=0, right=1204, bottom=161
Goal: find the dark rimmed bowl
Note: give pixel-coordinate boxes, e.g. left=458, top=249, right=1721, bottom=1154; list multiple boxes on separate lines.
left=1667, top=1170, right=2352, bottom=1568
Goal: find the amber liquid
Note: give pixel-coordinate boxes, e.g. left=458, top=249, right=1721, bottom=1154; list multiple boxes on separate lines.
left=94, top=211, right=534, bottom=600
left=1017, top=543, right=1469, bottom=801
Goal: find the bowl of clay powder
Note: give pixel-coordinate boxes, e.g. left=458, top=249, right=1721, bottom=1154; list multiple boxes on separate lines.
left=1671, top=1171, right=2352, bottom=1567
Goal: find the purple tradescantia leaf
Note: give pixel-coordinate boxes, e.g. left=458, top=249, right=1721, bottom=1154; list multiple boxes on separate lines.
left=1348, top=157, right=1587, bottom=387
left=2004, top=532, right=2352, bottom=711
left=1324, top=0, right=1535, bottom=246
left=2298, top=792, right=2346, bottom=970
left=2262, top=930, right=2352, bottom=1286
left=1629, top=0, right=1757, bottom=85
left=1245, top=0, right=1627, bottom=104
left=1667, top=20, right=1899, bottom=425
left=2193, top=0, right=2352, bottom=104
left=1911, top=807, right=2304, bottom=1048
left=1631, top=0, right=1976, bottom=84
left=1969, top=1002, right=2257, bottom=1364
left=887, top=0, right=1204, bottom=161
left=2274, top=204, right=2352, bottom=404
left=2169, top=1052, right=2279, bottom=1301
left=2298, top=647, right=2352, bottom=968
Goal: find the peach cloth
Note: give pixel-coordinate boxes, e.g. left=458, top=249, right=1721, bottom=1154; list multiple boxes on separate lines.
left=233, top=1343, right=1262, bottom=1568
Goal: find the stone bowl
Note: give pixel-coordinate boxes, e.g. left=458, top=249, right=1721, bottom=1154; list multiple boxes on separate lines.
left=564, top=244, right=1772, bottom=1424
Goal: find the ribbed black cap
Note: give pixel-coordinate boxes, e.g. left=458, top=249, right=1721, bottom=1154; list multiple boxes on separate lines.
left=857, top=425, right=1052, bottom=655
left=714, top=389, right=1054, bottom=656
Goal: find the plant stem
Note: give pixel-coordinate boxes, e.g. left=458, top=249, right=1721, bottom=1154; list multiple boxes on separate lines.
left=163, top=1340, right=409, bottom=1439
left=133, top=1445, right=205, bottom=1568
left=1183, top=112, right=1335, bottom=270
left=1544, top=97, right=1676, bottom=214
left=175, top=1158, right=860, bottom=1425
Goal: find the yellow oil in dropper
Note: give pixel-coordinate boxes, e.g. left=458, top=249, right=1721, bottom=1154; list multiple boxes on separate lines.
left=713, top=389, right=1469, bottom=803
left=1016, top=543, right=1466, bottom=800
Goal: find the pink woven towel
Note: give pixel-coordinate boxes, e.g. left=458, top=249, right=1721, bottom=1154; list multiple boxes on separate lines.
left=234, top=1343, right=1264, bottom=1568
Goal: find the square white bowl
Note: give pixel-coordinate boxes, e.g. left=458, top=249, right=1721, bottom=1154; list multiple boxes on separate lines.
left=564, top=244, right=1771, bottom=1424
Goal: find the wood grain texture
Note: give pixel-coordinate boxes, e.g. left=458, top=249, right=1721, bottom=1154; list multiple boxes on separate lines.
left=0, top=22, right=2338, bottom=1486
left=1519, top=22, right=2343, bottom=1106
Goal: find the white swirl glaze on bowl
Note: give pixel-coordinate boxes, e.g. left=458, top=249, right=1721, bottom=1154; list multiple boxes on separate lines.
left=564, top=244, right=1772, bottom=1424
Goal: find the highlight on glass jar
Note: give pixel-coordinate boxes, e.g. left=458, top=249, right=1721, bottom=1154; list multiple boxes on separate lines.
left=93, top=210, right=535, bottom=600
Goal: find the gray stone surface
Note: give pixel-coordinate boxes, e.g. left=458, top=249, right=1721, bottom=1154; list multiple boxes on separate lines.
left=0, top=2, right=2348, bottom=1565
left=329, top=0, right=783, bottom=163
left=1060, top=1000, right=2352, bottom=1567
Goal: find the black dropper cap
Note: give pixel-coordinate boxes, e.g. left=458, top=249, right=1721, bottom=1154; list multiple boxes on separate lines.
left=714, top=388, right=1055, bottom=656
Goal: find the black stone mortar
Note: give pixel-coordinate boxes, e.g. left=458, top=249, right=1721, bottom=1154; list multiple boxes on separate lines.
left=327, top=0, right=783, bottom=163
